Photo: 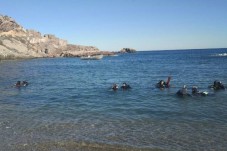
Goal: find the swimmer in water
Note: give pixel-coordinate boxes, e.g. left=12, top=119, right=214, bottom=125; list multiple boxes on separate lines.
left=121, top=82, right=131, bottom=90
left=191, top=86, right=209, bottom=96
left=156, top=76, right=171, bottom=88
left=176, top=85, right=191, bottom=97
left=209, top=80, right=225, bottom=90
left=112, top=83, right=118, bottom=91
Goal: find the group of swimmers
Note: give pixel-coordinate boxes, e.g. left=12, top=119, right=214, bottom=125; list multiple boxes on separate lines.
left=14, top=81, right=29, bottom=87
left=176, top=80, right=225, bottom=97
left=112, top=82, right=131, bottom=91
left=15, top=78, right=225, bottom=97
left=112, top=77, right=225, bottom=97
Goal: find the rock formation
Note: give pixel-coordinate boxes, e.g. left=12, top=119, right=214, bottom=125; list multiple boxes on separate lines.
left=0, top=15, right=114, bottom=60
left=120, top=48, right=136, bottom=53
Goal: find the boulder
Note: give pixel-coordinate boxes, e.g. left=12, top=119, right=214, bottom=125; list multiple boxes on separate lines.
left=120, top=48, right=136, bottom=53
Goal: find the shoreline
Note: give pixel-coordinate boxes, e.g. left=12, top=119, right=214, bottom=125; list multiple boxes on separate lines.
left=13, top=140, right=162, bottom=151
left=0, top=50, right=117, bottom=61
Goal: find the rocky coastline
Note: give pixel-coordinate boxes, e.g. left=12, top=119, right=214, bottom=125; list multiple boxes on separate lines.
left=0, top=15, right=116, bottom=60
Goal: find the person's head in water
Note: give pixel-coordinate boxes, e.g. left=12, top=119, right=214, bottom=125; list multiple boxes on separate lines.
left=192, top=86, right=199, bottom=94
left=112, top=83, right=118, bottom=90
left=121, top=83, right=131, bottom=89
left=213, top=80, right=225, bottom=90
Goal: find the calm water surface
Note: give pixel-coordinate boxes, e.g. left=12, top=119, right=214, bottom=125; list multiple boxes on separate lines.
left=0, top=49, right=227, bottom=151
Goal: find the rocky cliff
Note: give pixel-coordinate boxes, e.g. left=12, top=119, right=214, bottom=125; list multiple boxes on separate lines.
left=0, top=15, right=114, bottom=60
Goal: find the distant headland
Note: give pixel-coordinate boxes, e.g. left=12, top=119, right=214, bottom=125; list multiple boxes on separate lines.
left=0, top=15, right=136, bottom=60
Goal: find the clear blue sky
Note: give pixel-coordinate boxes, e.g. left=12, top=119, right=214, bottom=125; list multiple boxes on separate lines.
left=1, top=0, right=227, bottom=51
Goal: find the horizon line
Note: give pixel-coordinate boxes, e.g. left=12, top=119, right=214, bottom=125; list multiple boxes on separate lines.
left=137, top=47, right=227, bottom=52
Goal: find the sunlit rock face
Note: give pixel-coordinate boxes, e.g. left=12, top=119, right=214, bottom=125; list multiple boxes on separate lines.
left=0, top=15, right=111, bottom=59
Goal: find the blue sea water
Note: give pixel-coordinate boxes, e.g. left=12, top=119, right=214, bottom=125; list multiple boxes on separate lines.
left=0, top=49, right=227, bottom=151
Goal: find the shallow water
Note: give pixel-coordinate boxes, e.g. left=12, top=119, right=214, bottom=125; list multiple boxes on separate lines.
left=0, top=49, right=227, bottom=150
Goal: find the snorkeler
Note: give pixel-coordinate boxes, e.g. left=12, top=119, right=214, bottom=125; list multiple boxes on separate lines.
left=176, top=85, right=191, bottom=97
left=156, top=76, right=171, bottom=88
left=209, top=80, right=225, bottom=90
left=191, top=86, right=209, bottom=96
left=112, top=83, right=118, bottom=91
left=121, top=82, right=131, bottom=90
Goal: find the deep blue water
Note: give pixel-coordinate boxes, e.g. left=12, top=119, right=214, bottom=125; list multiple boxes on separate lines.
left=0, top=49, right=227, bottom=150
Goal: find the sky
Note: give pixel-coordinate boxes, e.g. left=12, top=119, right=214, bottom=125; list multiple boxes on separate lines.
left=1, top=0, right=227, bottom=51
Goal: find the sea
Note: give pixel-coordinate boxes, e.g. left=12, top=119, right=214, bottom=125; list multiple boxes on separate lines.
left=0, top=48, right=227, bottom=151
